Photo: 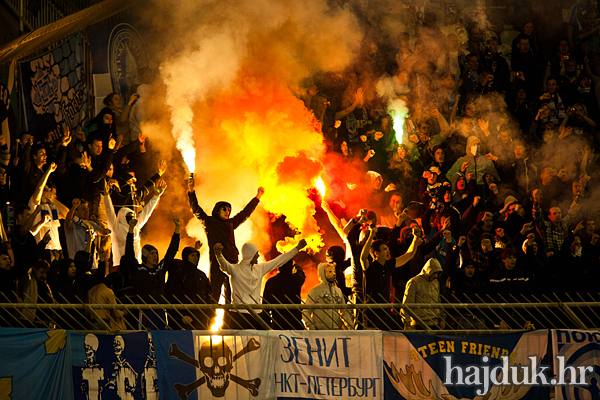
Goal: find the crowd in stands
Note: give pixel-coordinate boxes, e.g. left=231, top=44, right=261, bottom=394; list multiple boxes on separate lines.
left=1, top=1, right=600, bottom=331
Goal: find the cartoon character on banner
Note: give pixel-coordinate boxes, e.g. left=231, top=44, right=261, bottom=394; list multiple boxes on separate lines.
left=142, top=332, right=159, bottom=400
left=169, top=337, right=261, bottom=399
left=105, top=335, right=138, bottom=399
left=81, top=334, right=104, bottom=400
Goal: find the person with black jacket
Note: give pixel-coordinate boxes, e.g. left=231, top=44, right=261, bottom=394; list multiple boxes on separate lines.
left=187, top=176, right=263, bottom=304
left=133, top=218, right=180, bottom=329
left=166, top=244, right=214, bottom=330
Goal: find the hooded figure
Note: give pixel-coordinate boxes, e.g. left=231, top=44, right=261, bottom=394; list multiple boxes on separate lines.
left=105, top=189, right=162, bottom=265
left=402, top=258, right=443, bottom=328
left=303, top=263, right=353, bottom=330
left=188, top=185, right=261, bottom=303
left=216, top=239, right=305, bottom=329
left=166, top=247, right=214, bottom=330
left=445, top=136, right=500, bottom=185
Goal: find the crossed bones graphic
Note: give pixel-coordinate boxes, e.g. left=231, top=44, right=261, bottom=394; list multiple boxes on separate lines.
left=169, top=337, right=261, bottom=399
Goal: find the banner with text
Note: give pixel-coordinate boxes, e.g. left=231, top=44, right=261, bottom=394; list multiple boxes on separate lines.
left=383, top=331, right=548, bottom=400
left=274, top=330, right=383, bottom=400
left=552, top=329, right=600, bottom=400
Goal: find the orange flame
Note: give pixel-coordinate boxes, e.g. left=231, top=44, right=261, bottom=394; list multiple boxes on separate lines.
left=315, top=176, right=326, bottom=197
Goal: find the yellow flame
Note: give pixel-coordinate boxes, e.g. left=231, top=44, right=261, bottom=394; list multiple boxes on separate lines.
left=210, top=308, right=225, bottom=331
left=315, top=176, right=326, bottom=197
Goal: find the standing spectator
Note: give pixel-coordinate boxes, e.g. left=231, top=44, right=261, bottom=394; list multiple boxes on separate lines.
left=166, top=244, right=215, bottom=330
left=361, top=225, right=421, bottom=329
left=214, top=238, right=307, bottom=329
left=401, top=258, right=444, bottom=330
left=303, top=262, right=353, bottom=330
left=187, top=176, right=263, bottom=304
left=133, top=218, right=180, bottom=329
left=263, top=259, right=305, bottom=329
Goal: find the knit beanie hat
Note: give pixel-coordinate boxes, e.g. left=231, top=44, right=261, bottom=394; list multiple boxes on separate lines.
left=142, top=244, right=158, bottom=265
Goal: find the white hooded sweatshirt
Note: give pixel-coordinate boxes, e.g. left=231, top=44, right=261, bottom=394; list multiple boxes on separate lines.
left=217, top=243, right=298, bottom=313
left=105, top=194, right=160, bottom=265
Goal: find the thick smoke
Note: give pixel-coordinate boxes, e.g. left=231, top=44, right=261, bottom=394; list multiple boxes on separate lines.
left=136, top=0, right=363, bottom=277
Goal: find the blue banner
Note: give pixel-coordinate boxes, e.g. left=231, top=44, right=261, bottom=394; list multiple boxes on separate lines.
left=552, top=329, right=600, bottom=400
left=19, top=31, right=87, bottom=140
left=71, top=331, right=158, bottom=400
left=383, top=331, right=549, bottom=400
left=0, top=328, right=73, bottom=400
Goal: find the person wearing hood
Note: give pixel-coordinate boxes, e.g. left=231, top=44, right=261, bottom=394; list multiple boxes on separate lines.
left=263, top=259, right=305, bottom=329
left=214, top=238, right=307, bottom=329
left=166, top=243, right=214, bottom=330
left=445, top=136, right=500, bottom=186
left=303, top=262, right=353, bottom=330
left=133, top=218, right=180, bottom=329
left=188, top=176, right=264, bottom=304
left=401, top=258, right=444, bottom=329
left=105, top=177, right=167, bottom=265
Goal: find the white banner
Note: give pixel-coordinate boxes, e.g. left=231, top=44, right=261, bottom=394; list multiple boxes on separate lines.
left=272, top=331, right=383, bottom=399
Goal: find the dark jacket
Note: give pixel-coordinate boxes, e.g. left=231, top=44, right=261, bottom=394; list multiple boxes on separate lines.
left=132, top=232, right=180, bottom=303
left=188, top=191, right=259, bottom=267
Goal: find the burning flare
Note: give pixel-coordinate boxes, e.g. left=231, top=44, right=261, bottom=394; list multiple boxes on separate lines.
left=315, top=176, right=326, bottom=197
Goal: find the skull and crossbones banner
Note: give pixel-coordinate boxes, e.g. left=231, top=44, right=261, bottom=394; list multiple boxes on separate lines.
left=153, top=330, right=271, bottom=399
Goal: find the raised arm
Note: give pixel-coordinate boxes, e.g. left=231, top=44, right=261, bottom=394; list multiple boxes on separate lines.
left=259, top=239, right=307, bottom=275
left=138, top=179, right=165, bottom=229
left=321, top=200, right=347, bottom=241
left=335, top=88, right=363, bottom=121
left=32, top=162, right=56, bottom=205
left=394, top=234, right=422, bottom=268
left=187, top=177, right=209, bottom=221
left=360, top=226, right=377, bottom=271
left=214, top=243, right=234, bottom=275
left=162, top=218, right=181, bottom=270
left=65, top=198, right=81, bottom=230
left=124, top=218, right=137, bottom=258
left=104, top=192, right=118, bottom=233
left=230, top=187, right=263, bottom=229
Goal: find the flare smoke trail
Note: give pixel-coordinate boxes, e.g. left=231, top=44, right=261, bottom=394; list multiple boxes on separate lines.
left=144, top=0, right=362, bottom=263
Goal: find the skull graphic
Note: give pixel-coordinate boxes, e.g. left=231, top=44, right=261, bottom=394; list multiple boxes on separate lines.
left=199, top=340, right=233, bottom=397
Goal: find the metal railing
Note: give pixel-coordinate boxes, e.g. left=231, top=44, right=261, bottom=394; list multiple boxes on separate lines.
left=2, top=291, right=600, bottom=333
left=3, top=0, right=102, bottom=32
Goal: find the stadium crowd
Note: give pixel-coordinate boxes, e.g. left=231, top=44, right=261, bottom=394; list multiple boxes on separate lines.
left=0, top=0, right=599, bottom=331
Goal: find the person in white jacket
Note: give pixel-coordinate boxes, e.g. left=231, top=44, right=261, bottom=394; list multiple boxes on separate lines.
left=105, top=179, right=166, bottom=265
left=303, top=262, right=354, bottom=330
left=214, top=238, right=307, bottom=329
